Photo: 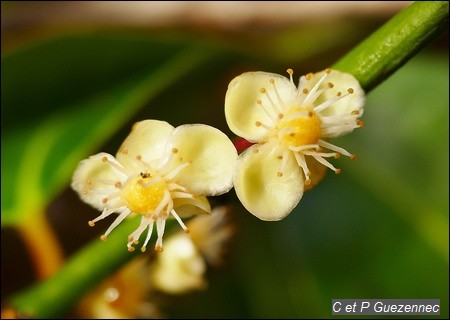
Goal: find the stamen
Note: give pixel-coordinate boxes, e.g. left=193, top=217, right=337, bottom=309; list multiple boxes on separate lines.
left=151, top=189, right=171, bottom=220
left=320, top=113, right=360, bottom=125
left=304, top=72, right=328, bottom=105
left=255, top=121, right=272, bottom=131
left=318, top=139, right=353, bottom=157
left=89, top=208, right=117, bottom=225
left=127, top=216, right=150, bottom=250
left=154, top=219, right=166, bottom=252
left=303, top=151, right=338, bottom=158
left=321, top=124, right=360, bottom=135
left=140, top=220, right=154, bottom=252
left=261, top=87, right=283, bottom=114
left=165, top=162, right=190, bottom=180
left=102, top=156, right=129, bottom=178
left=171, top=209, right=189, bottom=232
left=314, top=92, right=350, bottom=113
left=293, top=152, right=310, bottom=178
left=283, top=111, right=311, bottom=122
left=311, top=155, right=340, bottom=173
left=102, top=208, right=132, bottom=238
left=288, top=144, right=319, bottom=152
left=256, top=99, right=276, bottom=121
left=287, top=68, right=294, bottom=84
left=347, top=88, right=354, bottom=94
left=270, top=78, right=286, bottom=110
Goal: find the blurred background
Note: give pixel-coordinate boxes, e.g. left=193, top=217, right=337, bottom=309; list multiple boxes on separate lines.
left=2, top=1, right=448, bottom=318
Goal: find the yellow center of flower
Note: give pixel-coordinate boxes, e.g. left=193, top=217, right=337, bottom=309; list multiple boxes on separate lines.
left=277, top=106, right=322, bottom=147
left=123, top=176, right=167, bottom=215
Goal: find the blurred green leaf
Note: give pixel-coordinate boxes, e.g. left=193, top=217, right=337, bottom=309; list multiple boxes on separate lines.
left=1, top=34, right=216, bottom=226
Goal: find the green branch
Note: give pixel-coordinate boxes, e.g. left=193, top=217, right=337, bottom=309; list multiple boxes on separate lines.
left=333, top=1, right=449, bottom=92
left=6, top=220, right=141, bottom=318
left=4, top=1, right=449, bottom=318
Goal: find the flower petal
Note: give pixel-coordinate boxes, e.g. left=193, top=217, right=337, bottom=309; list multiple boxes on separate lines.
left=301, top=69, right=365, bottom=116
left=71, top=153, right=126, bottom=210
left=225, top=72, right=296, bottom=142
left=163, top=124, right=237, bottom=196
left=174, top=196, right=212, bottom=217
left=116, top=120, right=174, bottom=167
left=234, top=142, right=304, bottom=221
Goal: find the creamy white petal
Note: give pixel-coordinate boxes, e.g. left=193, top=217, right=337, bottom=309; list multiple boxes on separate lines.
left=173, top=196, right=211, bottom=217
left=302, top=70, right=365, bottom=117
left=234, top=142, right=304, bottom=221
left=163, top=124, right=237, bottom=196
left=71, top=153, right=126, bottom=210
left=116, top=120, right=174, bottom=166
left=225, top=72, right=296, bottom=142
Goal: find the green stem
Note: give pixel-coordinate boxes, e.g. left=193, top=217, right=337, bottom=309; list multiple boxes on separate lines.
left=6, top=219, right=140, bottom=319
left=4, top=2, right=449, bottom=318
left=333, top=1, right=449, bottom=92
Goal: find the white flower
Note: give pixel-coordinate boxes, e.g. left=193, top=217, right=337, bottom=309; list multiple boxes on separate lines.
left=150, top=205, right=234, bottom=294
left=225, top=68, right=365, bottom=221
left=71, top=120, right=237, bottom=252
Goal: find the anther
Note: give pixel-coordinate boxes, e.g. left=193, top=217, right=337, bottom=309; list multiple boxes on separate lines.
left=277, top=172, right=283, bottom=177
left=302, top=88, right=309, bottom=94
left=277, top=155, right=283, bottom=160
left=287, top=68, right=293, bottom=76
left=136, top=155, right=142, bottom=160
left=325, top=68, right=331, bottom=74
left=128, top=246, right=135, bottom=252
left=141, top=246, right=147, bottom=252
left=351, top=155, right=357, bottom=160
left=336, top=92, right=342, bottom=97
left=102, top=156, right=108, bottom=162
left=102, top=198, right=108, bottom=204
left=335, top=169, right=342, bottom=174
left=172, top=148, right=178, bottom=153
left=114, top=181, right=121, bottom=188
left=305, top=179, right=312, bottom=185
left=100, top=235, right=107, bottom=241
left=269, top=79, right=275, bottom=84
left=88, top=220, right=95, bottom=227
left=260, top=88, right=267, bottom=93
left=357, top=120, right=365, bottom=127
left=87, top=179, right=93, bottom=186
left=256, top=99, right=262, bottom=104
left=351, top=110, right=360, bottom=115
left=328, top=82, right=334, bottom=88
left=308, top=111, right=313, bottom=117
left=155, top=246, right=163, bottom=253
left=334, top=153, right=341, bottom=159
left=347, top=88, right=354, bottom=94
left=305, top=73, right=313, bottom=80
left=82, top=188, right=89, bottom=195
left=255, top=121, right=262, bottom=127
left=278, top=113, right=284, bottom=119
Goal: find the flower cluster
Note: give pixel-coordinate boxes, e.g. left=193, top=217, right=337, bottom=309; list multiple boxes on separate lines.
left=71, top=68, right=365, bottom=252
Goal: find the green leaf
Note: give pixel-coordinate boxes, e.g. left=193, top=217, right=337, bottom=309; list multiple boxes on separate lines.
left=1, top=34, right=216, bottom=226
